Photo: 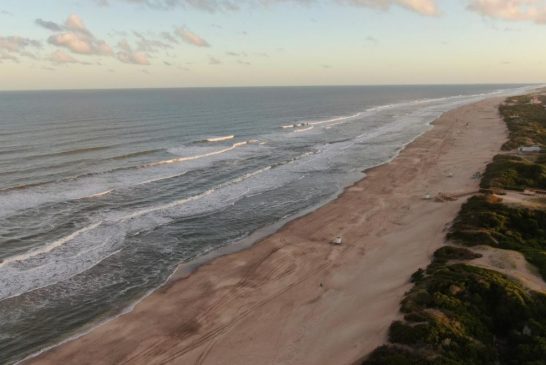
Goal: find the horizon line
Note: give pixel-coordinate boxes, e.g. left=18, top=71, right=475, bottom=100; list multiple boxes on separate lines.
left=0, top=82, right=540, bottom=93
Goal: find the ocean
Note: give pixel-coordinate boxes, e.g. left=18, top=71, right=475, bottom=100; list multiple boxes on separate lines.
left=0, top=84, right=533, bottom=363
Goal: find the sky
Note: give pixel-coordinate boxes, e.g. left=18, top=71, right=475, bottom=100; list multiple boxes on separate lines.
left=1, top=0, right=546, bottom=90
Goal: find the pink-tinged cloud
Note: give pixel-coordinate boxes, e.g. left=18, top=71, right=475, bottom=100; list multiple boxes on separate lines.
left=176, top=27, right=210, bottom=47
left=0, top=36, right=41, bottom=52
left=0, top=52, right=19, bottom=63
left=0, top=35, right=41, bottom=61
left=48, top=32, right=113, bottom=55
left=65, top=14, right=93, bottom=35
left=49, top=50, right=89, bottom=64
left=468, top=0, right=546, bottom=23
left=116, top=39, right=151, bottom=65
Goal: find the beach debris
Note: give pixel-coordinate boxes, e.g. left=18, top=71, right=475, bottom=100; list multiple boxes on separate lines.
left=423, top=193, right=432, bottom=200
left=447, top=171, right=454, bottom=177
left=332, top=235, right=343, bottom=245
left=518, top=145, right=542, bottom=154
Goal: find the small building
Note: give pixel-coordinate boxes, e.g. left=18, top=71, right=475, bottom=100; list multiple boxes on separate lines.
left=518, top=146, right=542, bottom=154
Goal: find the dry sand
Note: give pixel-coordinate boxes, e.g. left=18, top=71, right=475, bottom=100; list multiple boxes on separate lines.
left=26, top=97, right=507, bottom=365
left=466, top=245, right=546, bottom=294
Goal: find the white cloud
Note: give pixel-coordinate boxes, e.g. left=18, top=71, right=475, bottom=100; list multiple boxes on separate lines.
left=468, top=0, right=546, bottom=23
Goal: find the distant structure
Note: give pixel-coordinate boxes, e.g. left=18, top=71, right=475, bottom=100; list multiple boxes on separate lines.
left=530, top=96, right=542, bottom=105
left=518, top=145, right=542, bottom=154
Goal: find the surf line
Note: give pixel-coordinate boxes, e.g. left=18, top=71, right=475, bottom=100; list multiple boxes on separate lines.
left=143, top=141, right=248, bottom=168
left=0, top=222, right=102, bottom=268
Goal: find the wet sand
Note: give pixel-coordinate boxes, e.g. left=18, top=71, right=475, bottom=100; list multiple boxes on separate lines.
left=26, top=97, right=507, bottom=365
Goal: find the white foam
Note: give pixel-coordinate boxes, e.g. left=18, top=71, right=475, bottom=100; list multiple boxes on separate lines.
left=0, top=223, right=102, bottom=269
left=144, top=142, right=247, bottom=167
left=0, top=142, right=254, bottom=218
left=294, top=126, right=314, bottom=133
left=85, top=190, right=113, bottom=198
left=206, top=135, right=235, bottom=142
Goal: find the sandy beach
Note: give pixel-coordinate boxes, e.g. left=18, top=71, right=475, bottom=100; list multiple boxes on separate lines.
left=26, top=97, right=508, bottom=365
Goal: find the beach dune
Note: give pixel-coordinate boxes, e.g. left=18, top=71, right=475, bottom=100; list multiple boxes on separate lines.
left=26, top=97, right=507, bottom=365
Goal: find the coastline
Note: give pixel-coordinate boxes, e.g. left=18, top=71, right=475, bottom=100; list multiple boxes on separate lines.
left=25, top=96, right=509, bottom=365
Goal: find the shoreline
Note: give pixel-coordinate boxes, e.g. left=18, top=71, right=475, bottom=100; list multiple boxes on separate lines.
left=25, top=95, right=511, bottom=365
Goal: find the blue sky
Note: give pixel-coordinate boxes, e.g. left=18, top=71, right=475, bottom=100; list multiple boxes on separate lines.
left=1, top=0, right=546, bottom=90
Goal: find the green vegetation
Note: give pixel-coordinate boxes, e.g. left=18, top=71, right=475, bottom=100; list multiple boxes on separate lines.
left=448, top=195, right=546, bottom=279
left=432, top=246, right=482, bottom=264
left=480, top=155, right=546, bottom=191
left=499, top=95, right=546, bottom=151
left=364, top=264, right=546, bottom=365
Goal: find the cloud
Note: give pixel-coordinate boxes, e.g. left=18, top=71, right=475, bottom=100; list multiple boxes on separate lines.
left=0, top=36, right=41, bottom=61
left=48, top=32, right=113, bottom=55
left=45, top=15, right=113, bottom=56
left=161, top=31, right=179, bottom=44
left=176, top=27, right=210, bottom=47
left=94, top=0, right=240, bottom=12
left=339, top=0, right=439, bottom=15
left=35, top=18, right=64, bottom=31
left=133, top=31, right=172, bottom=52
left=1, top=10, right=12, bottom=16
left=209, top=56, right=221, bottom=64
left=467, top=0, right=546, bottom=23
left=116, top=39, right=151, bottom=65
left=91, top=0, right=439, bottom=15
left=0, top=52, right=19, bottom=63
left=65, top=14, right=93, bottom=36
left=35, top=15, right=93, bottom=35
left=49, top=50, right=90, bottom=64
left=0, top=36, right=41, bottom=52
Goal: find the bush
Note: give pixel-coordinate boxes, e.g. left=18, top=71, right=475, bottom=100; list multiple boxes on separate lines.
left=499, top=98, right=546, bottom=150
left=480, top=155, right=546, bottom=190
left=433, top=246, right=482, bottom=264
left=363, top=264, right=546, bottom=365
